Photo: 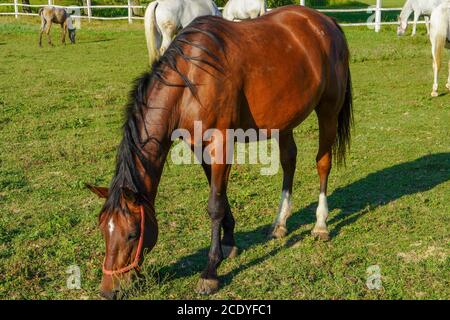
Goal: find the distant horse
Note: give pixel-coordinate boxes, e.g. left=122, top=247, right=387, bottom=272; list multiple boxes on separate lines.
left=397, top=0, right=445, bottom=36
left=430, top=1, right=450, bottom=97
left=38, top=6, right=76, bottom=47
left=144, top=0, right=221, bottom=66
left=87, top=5, right=353, bottom=299
left=222, top=0, right=266, bottom=21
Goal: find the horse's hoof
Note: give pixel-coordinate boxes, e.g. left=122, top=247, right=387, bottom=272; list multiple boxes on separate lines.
left=269, top=225, right=287, bottom=239
left=431, top=91, right=438, bottom=97
left=311, top=228, right=330, bottom=241
left=196, top=278, right=219, bottom=295
left=446, top=83, right=450, bottom=91
left=222, top=245, right=239, bottom=259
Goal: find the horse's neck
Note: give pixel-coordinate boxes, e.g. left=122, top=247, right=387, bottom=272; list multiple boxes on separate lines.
left=139, top=88, right=178, bottom=197
left=400, top=0, right=414, bottom=21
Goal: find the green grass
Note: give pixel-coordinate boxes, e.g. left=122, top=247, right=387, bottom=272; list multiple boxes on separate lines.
left=0, top=16, right=449, bottom=300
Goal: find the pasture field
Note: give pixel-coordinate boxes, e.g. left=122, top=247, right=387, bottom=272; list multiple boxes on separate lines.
left=0, top=15, right=449, bottom=300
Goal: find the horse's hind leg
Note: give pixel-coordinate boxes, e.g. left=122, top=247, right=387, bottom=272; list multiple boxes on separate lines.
left=412, top=11, right=419, bottom=36
left=446, top=59, right=450, bottom=91
left=311, top=106, right=338, bottom=241
left=46, top=21, right=53, bottom=46
left=431, top=40, right=441, bottom=97
left=39, top=19, right=46, bottom=47
left=270, top=131, right=297, bottom=239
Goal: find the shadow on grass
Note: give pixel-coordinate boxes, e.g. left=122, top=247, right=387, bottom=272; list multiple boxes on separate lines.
left=156, top=152, right=450, bottom=286
left=79, top=38, right=115, bottom=44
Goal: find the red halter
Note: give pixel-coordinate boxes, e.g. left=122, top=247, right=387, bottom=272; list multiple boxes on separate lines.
left=102, top=205, right=145, bottom=276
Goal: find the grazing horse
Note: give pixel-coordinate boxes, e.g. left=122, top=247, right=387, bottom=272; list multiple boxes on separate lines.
left=222, top=0, right=266, bottom=21
left=430, top=1, right=450, bottom=97
left=38, top=6, right=76, bottom=47
left=144, top=0, right=221, bottom=66
left=397, top=0, right=445, bottom=36
left=87, top=5, right=353, bottom=299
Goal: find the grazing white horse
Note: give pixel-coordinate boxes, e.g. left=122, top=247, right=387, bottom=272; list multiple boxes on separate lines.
left=397, top=0, right=445, bottom=36
left=430, top=1, right=450, bottom=97
left=222, top=0, right=266, bottom=21
left=144, top=0, right=221, bottom=66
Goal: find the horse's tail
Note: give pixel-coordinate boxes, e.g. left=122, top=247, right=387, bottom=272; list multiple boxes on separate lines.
left=333, top=66, right=353, bottom=166
left=430, top=4, right=449, bottom=70
left=38, top=7, right=44, bottom=16
left=144, top=1, right=160, bottom=67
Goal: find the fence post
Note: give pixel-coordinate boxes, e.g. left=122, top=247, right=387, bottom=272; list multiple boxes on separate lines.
left=48, top=0, right=52, bottom=6
left=86, top=0, right=92, bottom=22
left=14, top=0, right=18, bottom=18
left=375, top=0, right=382, bottom=32
left=300, top=0, right=305, bottom=6
left=128, top=0, right=132, bottom=24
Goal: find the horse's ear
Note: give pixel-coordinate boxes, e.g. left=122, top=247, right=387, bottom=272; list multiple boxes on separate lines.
left=121, top=187, right=138, bottom=204
left=86, top=184, right=109, bottom=198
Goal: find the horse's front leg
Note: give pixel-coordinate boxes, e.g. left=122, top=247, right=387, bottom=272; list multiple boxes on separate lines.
left=39, top=20, right=46, bottom=47
left=196, top=147, right=231, bottom=295
left=412, top=11, right=419, bottom=36
left=425, top=16, right=430, bottom=35
left=201, top=163, right=238, bottom=259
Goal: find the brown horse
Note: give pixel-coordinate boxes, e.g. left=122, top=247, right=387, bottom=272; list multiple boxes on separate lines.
left=87, top=5, right=353, bottom=299
left=38, top=6, right=76, bottom=47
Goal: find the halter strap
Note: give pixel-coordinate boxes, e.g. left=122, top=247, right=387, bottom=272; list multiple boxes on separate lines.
left=102, top=205, right=145, bottom=276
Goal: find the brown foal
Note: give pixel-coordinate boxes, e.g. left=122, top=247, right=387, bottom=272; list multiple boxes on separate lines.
left=87, top=5, right=353, bottom=299
left=38, top=6, right=76, bottom=47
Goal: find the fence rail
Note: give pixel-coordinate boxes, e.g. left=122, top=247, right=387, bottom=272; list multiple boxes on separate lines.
left=0, top=1, right=425, bottom=31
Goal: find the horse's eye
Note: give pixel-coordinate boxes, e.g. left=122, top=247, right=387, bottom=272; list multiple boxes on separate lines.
left=128, top=231, right=139, bottom=241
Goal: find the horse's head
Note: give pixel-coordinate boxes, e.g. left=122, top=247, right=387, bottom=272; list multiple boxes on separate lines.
left=68, top=28, right=76, bottom=44
left=87, top=185, right=158, bottom=300
left=397, top=16, right=407, bottom=36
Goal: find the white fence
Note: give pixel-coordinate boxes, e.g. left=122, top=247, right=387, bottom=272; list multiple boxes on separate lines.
left=0, top=0, right=423, bottom=32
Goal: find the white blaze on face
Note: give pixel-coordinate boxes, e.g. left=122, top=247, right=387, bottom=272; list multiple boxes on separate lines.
left=315, top=192, right=328, bottom=229
left=108, top=218, right=115, bottom=236
left=275, top=190, right=291, bottom=226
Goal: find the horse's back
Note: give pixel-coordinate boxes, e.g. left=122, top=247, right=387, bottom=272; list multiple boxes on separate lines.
left=225, top=6, right=349, bottom=130
left=157, top=0, right=219, bottom=27
left=175, top=6, right=350, bottom=132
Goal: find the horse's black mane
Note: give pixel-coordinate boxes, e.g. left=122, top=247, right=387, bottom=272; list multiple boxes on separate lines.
left=102, top=16, right=227, bottom=214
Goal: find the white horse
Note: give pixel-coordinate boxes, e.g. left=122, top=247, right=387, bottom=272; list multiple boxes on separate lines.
left=222, top=0, right=266, bottom=21
left=144, top=0, right=221, bottom=66
left=397, top=0, right=445, bottom=36
left=430, top=1, right=450, bottom=97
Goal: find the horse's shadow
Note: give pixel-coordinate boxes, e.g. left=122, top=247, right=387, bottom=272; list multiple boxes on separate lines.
left=156, top=152, right=450, bottom=285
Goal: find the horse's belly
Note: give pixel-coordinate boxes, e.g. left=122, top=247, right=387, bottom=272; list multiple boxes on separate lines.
left=240, top=50, right=325, bottom=131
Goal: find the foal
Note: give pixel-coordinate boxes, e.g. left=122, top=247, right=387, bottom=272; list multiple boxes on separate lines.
left=39, top=6, right=76, bottom=47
